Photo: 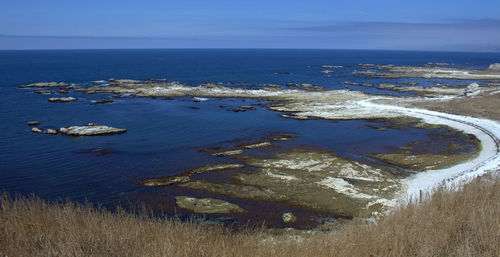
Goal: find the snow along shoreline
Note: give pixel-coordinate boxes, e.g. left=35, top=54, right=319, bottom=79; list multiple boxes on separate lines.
left=359, top=100, right=500, bottom=201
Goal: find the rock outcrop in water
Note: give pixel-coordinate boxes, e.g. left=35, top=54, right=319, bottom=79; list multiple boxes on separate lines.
left=46, top=128, right=58, bottom=134
left=321, top=65, right=343, bottom=68
left=141, top=163, right=244, bottom=187
left=24, top=82, right=70, bottom=88
left=354, top=64, right=500, bottom=80
left=212, top=149, right=245, bottom=157
left=488, top=63, right=500, bottom=70
left=34, top=90, right=52, bottom=94
left=31, top=127, right=43, bottom=133
left=48, top=97, right=77, bottom=102
left=92, top=99, right=114, bottom=104
left=178, top=149, right=403, bottom=217
left=175, top=196, right=245, bottom=214
left=59, top=125, right=127, bottom=136
left=464, top=83, right=480, bottom=97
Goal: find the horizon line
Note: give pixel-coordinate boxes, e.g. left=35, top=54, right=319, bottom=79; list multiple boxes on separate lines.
left=0, top=47, right=499, bottom=54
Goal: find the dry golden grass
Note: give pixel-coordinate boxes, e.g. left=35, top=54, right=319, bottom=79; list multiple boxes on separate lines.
left=0, top=175, right=499, bottom=257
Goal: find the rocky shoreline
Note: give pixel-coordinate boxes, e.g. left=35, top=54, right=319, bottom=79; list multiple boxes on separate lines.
left=19, top=63, right=500, bottom=228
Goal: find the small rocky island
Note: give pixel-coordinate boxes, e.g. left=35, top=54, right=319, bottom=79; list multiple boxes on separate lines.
left=30, top=123, right=126, bottom=136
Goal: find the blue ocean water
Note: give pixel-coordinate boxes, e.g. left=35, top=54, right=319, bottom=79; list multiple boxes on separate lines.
left=1, top=49, right=499, bottom=227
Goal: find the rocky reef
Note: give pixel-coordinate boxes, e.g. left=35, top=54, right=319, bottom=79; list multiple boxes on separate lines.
left=23, top=82, right=70, bottom=88
left=48, top=97, right=77, bottom=102
left=179, top=148, right=404, bottom=217
left=175, top=196, right=245, bottom=214
left=59, top=125, right=127, bottom=136
left=354, top=64, right=500, bottom=80
left=20, top=68, right=492, bottom=226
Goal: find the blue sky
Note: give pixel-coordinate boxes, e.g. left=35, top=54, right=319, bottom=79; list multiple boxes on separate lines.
left=1, top=0, right=499, bottom=51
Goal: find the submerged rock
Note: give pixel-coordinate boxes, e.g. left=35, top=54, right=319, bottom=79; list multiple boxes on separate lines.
left=427, top=62, right=453, bottom=66
left=378, top=84, right=398, bottom=89
left=48, top=97, right=77, bottom=102
left=27, top=121, right=40, bottom=126
left=240, top=106, right=257, bottom=110
left=59, top=125, right=127, bottom=136
left=397, top=81, right=420, bottom=86
left=142, top=176, right=191, bottom=187
left=142, top=163, right=244, bottom=187
left=191, top=163, right=244, bottom=173
left=92, top=99, right=114, bottom=104
left=237, top=141, right=272, bottom=149
left=147, top=78, right=168, bottom=82
left=271, top=134, right=299, bottom=141
left=109, top=79, right=142, bottom=84
left=212, top=149, right=245, bottom=157
left=175, top=196, right=245, bottom=214
left=34, top=90, right=52, bottom=94
left=367, top=152, right=476, bottom=171
left=366, top=127, right=480, bottom=171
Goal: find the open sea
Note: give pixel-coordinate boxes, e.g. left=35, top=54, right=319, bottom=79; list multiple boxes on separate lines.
left=1, top=49, right=499, bottom=227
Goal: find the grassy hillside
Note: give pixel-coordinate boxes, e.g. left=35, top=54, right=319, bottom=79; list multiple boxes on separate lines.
left=0, top=175, right=498, bottom=257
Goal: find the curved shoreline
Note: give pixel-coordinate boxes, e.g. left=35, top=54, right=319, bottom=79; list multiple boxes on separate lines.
left=20, top=77, right=500, bottom=218
left=360, top=100, right=500, bottom=201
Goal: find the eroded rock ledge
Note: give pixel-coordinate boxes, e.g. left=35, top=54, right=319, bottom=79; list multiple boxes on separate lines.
left=59, top=125, right=127, bottom=136
left=175, top=196, right=245, bottom=214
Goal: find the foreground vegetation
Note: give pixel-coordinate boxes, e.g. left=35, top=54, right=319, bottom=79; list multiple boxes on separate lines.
left=0, top=175, right=498, bottom=257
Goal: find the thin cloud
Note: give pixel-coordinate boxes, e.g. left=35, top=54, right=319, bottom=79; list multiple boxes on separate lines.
left=289, top=19, right=500, bottom=35
left=285, top=19, right=500, bottom=51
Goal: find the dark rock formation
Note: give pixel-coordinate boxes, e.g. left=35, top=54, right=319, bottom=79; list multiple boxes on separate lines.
left=93, top=99, right=114, bottom=104
left=34, top=90, right=52, bottom=94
